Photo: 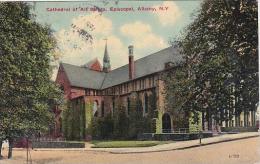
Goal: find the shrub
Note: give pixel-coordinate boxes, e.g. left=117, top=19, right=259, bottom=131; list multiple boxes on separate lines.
left=113, top=106, right=129, bottom=139
left=100, top=114, right=114, bottom=139
left=91, top=114, right=114, bottom=140
left=62, top=98, right=86, bottom=141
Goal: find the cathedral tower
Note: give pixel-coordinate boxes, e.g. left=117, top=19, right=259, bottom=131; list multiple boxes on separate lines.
left=103, top=39, right=111, bottom=73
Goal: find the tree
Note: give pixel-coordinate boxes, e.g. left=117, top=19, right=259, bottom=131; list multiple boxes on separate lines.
left=127, top=94, right=146, bottom=138
left=165, top=0, right=258, bottom=128
left=113, top=98, right=129, bottom=139
left=163, top=67, right=192, bottom=128
left=0, top=2, right=62, bottom=158
left=62, top=98, right=86, bottom=141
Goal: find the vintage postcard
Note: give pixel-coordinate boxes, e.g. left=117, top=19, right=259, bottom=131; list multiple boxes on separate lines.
left=0, top=0, right=259, bottom=164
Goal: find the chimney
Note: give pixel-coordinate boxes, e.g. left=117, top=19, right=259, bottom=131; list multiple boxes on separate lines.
left=128, top=45, right=134, bottom=79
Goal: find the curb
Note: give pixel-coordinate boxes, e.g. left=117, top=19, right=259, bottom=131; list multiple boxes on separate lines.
left=176, top=135, right=260, bottom=150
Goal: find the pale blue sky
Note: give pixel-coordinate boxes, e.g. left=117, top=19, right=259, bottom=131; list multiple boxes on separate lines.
left=31, top=1, right=202, bottom=78
left=34, top=1, right=201, bottom=39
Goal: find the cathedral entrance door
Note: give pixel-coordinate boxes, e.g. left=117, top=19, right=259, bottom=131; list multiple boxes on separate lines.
left=162, top=113, right=171, bottom=133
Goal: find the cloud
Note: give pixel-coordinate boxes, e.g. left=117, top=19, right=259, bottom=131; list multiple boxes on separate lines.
left=53, top=12, right=113, bottom=65
left=54, top=12, right=128, bottom=70
left=120, top=21, right=167, bottom=51
left=52, top=11, right=170, bottom=81
left=153, top=1, right=181, bottom=26
left=71, top=12, right=112, bottom=36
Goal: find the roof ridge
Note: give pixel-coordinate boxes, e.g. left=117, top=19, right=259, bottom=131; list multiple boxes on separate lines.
left=105, top=46, right=174, bottom=73
left=134, top=46, right=174, bottom=63
left=62, top=62, right=105, bottom=74
left=61, top=46, right=174, bottom=74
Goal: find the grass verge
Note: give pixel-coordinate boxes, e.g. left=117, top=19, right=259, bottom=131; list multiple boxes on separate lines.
left=91, top=140, right=173, bottom=148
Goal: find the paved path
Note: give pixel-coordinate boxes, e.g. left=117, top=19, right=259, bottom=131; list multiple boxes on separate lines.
left=87, top=132, right=260, bottom=153
left=2, top=136, right=260, bottom=164
left=27, top=132, right=260, bottom=154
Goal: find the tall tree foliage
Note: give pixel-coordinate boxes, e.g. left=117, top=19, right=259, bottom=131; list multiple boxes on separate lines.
left=0, top=2, right=62, bottom=158
left=62, top=98, right=86, bottom=140
left=113, top=98, right=129, bottom=139
left=128, top=96, right=144, bottom=139
left=165, top=0, right=258, bottom=126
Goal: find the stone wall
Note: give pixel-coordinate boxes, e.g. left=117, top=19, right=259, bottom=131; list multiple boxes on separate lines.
left=32, top=141, right=85, bottom=148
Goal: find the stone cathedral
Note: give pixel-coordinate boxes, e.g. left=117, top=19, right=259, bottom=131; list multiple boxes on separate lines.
left=52, top=43, right=258, bottom=138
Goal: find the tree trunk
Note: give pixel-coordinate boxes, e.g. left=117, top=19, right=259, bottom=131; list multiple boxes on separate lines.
left=8, top=138, right=13, bottom=159
left=0, top=140, right=2, bottom=158
left=202, top=112, right=205, bottom=130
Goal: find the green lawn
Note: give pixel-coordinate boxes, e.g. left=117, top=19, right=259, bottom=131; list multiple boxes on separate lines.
left=91, top=140, right=173, bottom=148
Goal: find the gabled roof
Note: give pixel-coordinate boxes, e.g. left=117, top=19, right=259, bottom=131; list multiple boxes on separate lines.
left=59, top=46, right=184, bottom=90
left=83, top=57, right=99, bottom=67
left=61, top=63, right=106, bottom=89
left=102, top=46, right=183, bottom=88
left=82, top=58, right=102, bottom=71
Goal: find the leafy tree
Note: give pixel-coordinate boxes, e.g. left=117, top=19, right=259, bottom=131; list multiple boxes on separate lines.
left=0, top=2, right=62, bottom=158
left=165, top=0, right=258, bottom=128
left=79, top=98, right=86, bottom=140
left=142, top=91, right=157, bottom=133
left=62, top=101, right=70, bottom=139
left=113, top=98, right=129, bottom=139
left=100, top=114, right=114, bottom=139
left=62, top=98, right=86, bottom=141
left=164, top=66, right=195, bottom=114
left=128, top=94, right=145, bottom=139
left=90, top=114, right=114, bottom=140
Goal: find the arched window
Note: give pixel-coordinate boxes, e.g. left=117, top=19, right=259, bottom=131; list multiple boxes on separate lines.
left=112, top=97, right=115, bottom=116
left=144, top=93, right=149, bottom=114
left=101, top=101, right=105, bottom=117
left=93, top=100, right=98, bottom=117
left=127, top=97, right=130, bottom=115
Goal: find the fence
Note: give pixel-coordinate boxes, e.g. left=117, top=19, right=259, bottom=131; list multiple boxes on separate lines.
left=32, top=137, right=66, bottom=142
left=162, top=127, right=200, bottom=134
